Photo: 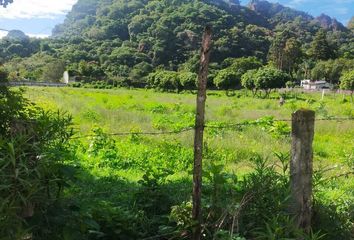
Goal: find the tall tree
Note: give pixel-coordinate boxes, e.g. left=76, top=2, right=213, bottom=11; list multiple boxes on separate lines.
left=283, top=37, right=302, bottom=75
left=309, top=29, right=335, bottom=60
left=268, top=31, right=287, bottom=70
left=268, top=31, right=301, bottom=75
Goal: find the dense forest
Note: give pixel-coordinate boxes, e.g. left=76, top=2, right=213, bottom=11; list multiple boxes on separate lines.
left=0, top=0, right=353, bottom=91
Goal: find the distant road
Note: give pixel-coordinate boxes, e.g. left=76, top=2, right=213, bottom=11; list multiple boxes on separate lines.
left=1, top=81, right=67, bottom=87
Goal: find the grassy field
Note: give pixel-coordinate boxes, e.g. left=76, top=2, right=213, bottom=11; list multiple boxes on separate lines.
left=23, top=87, right=354, bottom=239
left=25, top=87, right=353, bottom=165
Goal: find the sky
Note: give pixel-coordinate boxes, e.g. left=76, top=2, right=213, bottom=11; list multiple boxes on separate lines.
left=0, top=0, right=353, bottom=39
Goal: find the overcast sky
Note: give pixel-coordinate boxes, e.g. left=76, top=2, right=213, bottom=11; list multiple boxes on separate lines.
left=0, top=0, right=353, bottom=38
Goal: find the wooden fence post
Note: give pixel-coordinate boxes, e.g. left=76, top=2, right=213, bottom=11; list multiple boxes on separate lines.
left=290, top=109, right=315, bottom=233
left=192, top=26, right=212, bottom=240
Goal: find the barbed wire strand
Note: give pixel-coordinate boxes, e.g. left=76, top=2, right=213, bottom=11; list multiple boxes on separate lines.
left=69, top=117, right=353, bottom=139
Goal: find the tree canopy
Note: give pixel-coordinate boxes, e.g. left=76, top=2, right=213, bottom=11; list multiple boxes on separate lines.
left=340, top=70, right=354, bottom=92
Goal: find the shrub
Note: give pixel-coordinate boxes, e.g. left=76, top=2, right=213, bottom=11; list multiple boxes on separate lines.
left=147, top=70, right=180, bottom=92
left=241, top=67, right=290, bottom=98
left=179, top=71, right=197, bottom=90
left=340, top=70, right=354, bottom=101
left=0, top=86, right=74, bottom=237
left=214, top=68, right=241, bottom=90
left=241, top=69, right=257, bottom=95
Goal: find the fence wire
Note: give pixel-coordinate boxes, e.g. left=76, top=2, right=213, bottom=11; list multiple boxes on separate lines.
left=70, top=117, right=353, bottom=139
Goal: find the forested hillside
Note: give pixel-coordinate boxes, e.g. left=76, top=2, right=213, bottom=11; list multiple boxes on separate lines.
left=0, top=0, right=353, bottom=90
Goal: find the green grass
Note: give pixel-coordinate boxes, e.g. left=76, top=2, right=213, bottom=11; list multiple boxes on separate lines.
left=24, top=87, right=353, bottom=167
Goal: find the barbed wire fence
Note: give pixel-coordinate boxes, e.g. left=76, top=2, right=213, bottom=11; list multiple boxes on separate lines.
left=69, top=116, right=354, bottom=139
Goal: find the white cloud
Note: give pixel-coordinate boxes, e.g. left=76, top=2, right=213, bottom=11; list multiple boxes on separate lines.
left=27, top=33, right=49, bottom=38
left=0, top=30, right=7, bottom=38
left=0, top=0, right=78, bottom=19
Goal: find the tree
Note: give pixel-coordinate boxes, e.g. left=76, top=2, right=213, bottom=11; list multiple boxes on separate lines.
left=283, top=37, right=302, bottom=75
left=268, top=31, right=302, bottom=75
left=241, top=69, right=257, bottom=96
left=340, top=70, right=354, bottom=101
left=216, top=57, right=263, bottom=90
left=222, top=56, right=263, bottom=74
left=241, top=67, right=290, bottom=98
left=129, top=62, right=153, bottom=83
left=298, top=59, right=315, bottom=80
left=147, top=70, right=180, bottom=92
left=78, top=61, right=105, bottom=80
left=254, top=67, right=290, bottom=97
left=311, top=58, right=354, bottom=84
left=213, top=68, right=241, bottom=90
left=179, top=71, right=197, bottom=90
left=309, top=29, right=335, bottom=60
left=41, top=60, right=66, bottom=82
left=0, top=67, right=8, bottom=83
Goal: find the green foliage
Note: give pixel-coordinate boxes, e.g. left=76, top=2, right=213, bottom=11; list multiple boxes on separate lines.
left=147, top=70, right=180, bottom=92
left=179, top=71, right=197, bottom=90
left=340, top=70, right=354, bottom=92
left=42, top=60, right=66, bottom=82
left=78, top=60, right=105, bottom=80
left=3, top=54, right=66, bottom=82
left=147, top=70, right=198, bottom=92
left=241, top=67, right=290, bottom=97
left=286, top=80, right=296, bottom=88
left=241, top=69, right=257, bottom=93
left=0, top=85, right=74, bottom=238
left=311, top=58, right=354, bottom=84
left=214, top=68, right=241, bottom=90
left=268, top=30, right=302, bottom=74
left=255, top=67, right=290, bottom=91
left=309, top=29, right=336, bottom=61
left=222, top=57, right=263, bottom=73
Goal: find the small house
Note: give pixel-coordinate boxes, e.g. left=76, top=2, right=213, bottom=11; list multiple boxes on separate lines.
left=300, top=80, right=332, bottom=90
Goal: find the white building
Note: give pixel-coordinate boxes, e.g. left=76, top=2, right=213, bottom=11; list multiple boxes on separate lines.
left=300, top=80, right=332, bottom=90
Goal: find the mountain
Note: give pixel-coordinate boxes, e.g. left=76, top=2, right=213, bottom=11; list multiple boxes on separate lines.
left=51, top=0, right=350, bottom=62
left=247, top=0, right=313, bottom=24
left=1, top=0, right=352, bottom=85
left=315, top=14, right=347, bottom=32
left=6, top=30, right=29, bottom=41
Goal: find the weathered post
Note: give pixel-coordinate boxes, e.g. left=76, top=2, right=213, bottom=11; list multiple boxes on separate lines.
left=192, top=26, right=212, bottom=240
left=290, top=109, right=315, bottom=233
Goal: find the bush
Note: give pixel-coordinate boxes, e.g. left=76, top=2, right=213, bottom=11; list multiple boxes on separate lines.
left=241, top=67, right=291, bottom=97
left=179, top=71, right=197, bottom=90
left=147, top=70, right=197, bottom=92
left=241, top=69, right=257, bottom=95
left=214, top=68, right=241, bottom=90
left=147, top=70, right=180, bottom=92
left=340, top=70, right=354, bottom=100
left=0, top=85, right=74, bottom=238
